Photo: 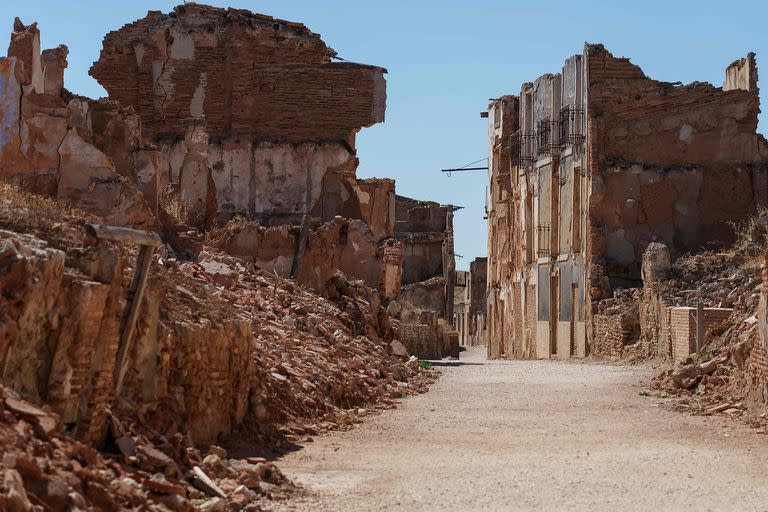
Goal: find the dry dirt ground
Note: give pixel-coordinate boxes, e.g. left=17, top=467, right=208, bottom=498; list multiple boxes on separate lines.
left=270, top=346, right=768, bottom=511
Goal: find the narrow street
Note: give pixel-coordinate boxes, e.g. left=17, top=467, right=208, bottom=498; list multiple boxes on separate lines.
left=272, top=346, right=768, bottom=511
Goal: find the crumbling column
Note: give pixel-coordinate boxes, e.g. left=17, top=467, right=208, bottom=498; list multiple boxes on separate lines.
left=377, top=238, right=404, bottom=301
left=8, top=18, right=44, bottom=92
left=179, top=122, right=217, bottom=228
left=41, top=45, right=67, bottom=96
left=640, top=242, right=672, bottom=357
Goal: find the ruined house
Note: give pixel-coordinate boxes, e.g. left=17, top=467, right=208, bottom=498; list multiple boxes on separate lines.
left=395, top=195, right=457, bottom=317
left=0, top=3, right=445, bottom=451
left=453, top=270, right=468, bottom=343
left=485, top=44, right=768, bottom=360
left=453, top=257, right=487, bottom=346
left=89, top=3, right=388, bottom=231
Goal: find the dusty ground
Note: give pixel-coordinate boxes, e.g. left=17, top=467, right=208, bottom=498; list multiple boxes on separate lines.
left=270, top=346, right=768, bottom=511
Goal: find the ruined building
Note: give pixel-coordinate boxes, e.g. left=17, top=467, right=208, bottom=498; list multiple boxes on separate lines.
left=0, top=1, right=454, bottom=458
left=485, top=45, right=768, bottom=360
left=89, top=4, right=387, bottom=231
left=396, top=195, right=457, bottom=318
left=453, top=257, right=487, bottom=346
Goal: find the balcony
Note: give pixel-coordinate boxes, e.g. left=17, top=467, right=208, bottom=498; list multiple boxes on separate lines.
left=536, top=117, right=558, bottom=157
left=559, top=106, right=585, bottom=147
left=510, top=131, right=535, bottom=167
left=536, top=223, right=551, bottom=257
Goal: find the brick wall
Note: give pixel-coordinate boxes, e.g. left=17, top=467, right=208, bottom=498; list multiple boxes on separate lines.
left=90, top=5, right=385, bottom=144
left=398, top=324, right=440, bottom=360
left=586, top=44, right=767, bottom=285
left=592, top=314, right=627, bottom=359
left=669, top=308, right=696, bottom=362
left=669, top=307, right=734, bottom=362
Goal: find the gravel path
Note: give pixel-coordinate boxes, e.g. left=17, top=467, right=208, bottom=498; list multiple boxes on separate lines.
left=269, top=346, right=768, bottom=511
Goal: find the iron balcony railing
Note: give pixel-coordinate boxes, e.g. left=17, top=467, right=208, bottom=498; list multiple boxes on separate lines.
left=536, top=118, right=560, bottom=156
left=559, top=106, right=585, bottom=147
left=510, top=131, right=535, bottom=166
left=536, top=223, right=551, bottom=257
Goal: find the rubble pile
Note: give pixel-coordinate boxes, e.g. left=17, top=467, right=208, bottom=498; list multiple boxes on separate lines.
left=647, top=243, right=767, bottom=419
left=655, top=251, right=762, bottom=311
left=147, top=249, right=435, bottom=442
left=595, top=288, right=642, bottom=316
left=0, top=5, right=445, bottom=509
left=0, top=184, right=436, bottom=509
left=0, top=383, right=295, bottom=511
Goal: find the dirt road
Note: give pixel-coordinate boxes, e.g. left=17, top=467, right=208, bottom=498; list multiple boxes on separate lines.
left=270, top=346, right=768, bottom=511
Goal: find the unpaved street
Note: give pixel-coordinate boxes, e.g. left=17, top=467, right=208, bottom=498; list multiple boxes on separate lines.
left=272, top=347, right=768, bottom=511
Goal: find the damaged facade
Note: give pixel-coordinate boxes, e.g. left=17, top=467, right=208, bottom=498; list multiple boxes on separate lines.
left=453, top=257, right=487, bottom=346
left=0, top=8, right=448, bottom=506
left=393, top=195, right=461, bottom=358
left=89, top=4, right=388, bottom=230
left=485, top=45, right=768, bottom=360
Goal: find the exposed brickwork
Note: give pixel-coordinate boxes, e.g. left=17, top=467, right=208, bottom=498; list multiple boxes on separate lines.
left=485, top=43, right=768, bottom=361
left=669, top=307, right=733, bottom=362
left=89, top=4, right=385, bottom=145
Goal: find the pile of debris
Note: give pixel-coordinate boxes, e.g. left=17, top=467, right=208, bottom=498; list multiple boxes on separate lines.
left=655, top=251, right=762, bottom=312
left=0, top=383, right=295, bottom=511
left=0, top=184, right=436, bottom=509
left=646, top=219, right=768, bottom=420
left=594, top=287, right=642, bottom=316
left=147, top=250, right=435, bottom=444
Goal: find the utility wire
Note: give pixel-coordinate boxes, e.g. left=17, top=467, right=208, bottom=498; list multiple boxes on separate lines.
left=458, top=157, right=489, bottom=169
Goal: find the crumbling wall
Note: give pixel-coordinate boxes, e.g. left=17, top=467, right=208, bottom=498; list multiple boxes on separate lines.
left=399, top=277, right=447, bottom=317
left=0, top=20, right=156, bottom=228
left=467, top=257, right=488, bottom=345
left=89, top=4, right=385, bottom=143
left=211, top=217, right=399, bottom=295
left=586, top=44, right=768, bottom=289
left=89, top=4, right=388, bottom=231
left=394, top=195, right=456, bottom=319
left=591, top=314, right=626, bottom=359
left=126, top=290, right=252, bottom=446
left=0, top=230, right=124, bottom=444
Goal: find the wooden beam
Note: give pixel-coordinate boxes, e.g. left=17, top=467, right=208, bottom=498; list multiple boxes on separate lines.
left=86, top=224, right=162, bottom=248
left=114, top=244, right=155, bottom=395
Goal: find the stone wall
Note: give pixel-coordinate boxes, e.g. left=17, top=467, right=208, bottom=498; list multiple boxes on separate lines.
left=398, top=324, right=440, bottom=360
left=399, top=277, right=447, bottom=317
left=591, top=314, right=626, bottom=359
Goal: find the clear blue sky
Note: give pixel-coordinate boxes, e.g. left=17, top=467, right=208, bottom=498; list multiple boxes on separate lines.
left=3, top=1, right=766, bottom=269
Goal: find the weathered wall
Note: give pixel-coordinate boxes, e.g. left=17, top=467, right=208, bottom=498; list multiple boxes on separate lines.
left=485, top=43, right=768, bottom=361
left=215, top=217, right=398, bottom=295
left=587, top=44, right=768, bottom=289
left=0, top=228, right=255, bottom=447
left=87, top=4, right=391, bottom=234
left=394, top=195, right=456, bottom=317
left=399, top=277, right=447, bottom=317
left=591, top=314, right=626, bottom=359
left=0, top=230, right=124, bottom=444
left=90, top=4, right=385, bottom=145
left=0, top=21, right=156, bottom=228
